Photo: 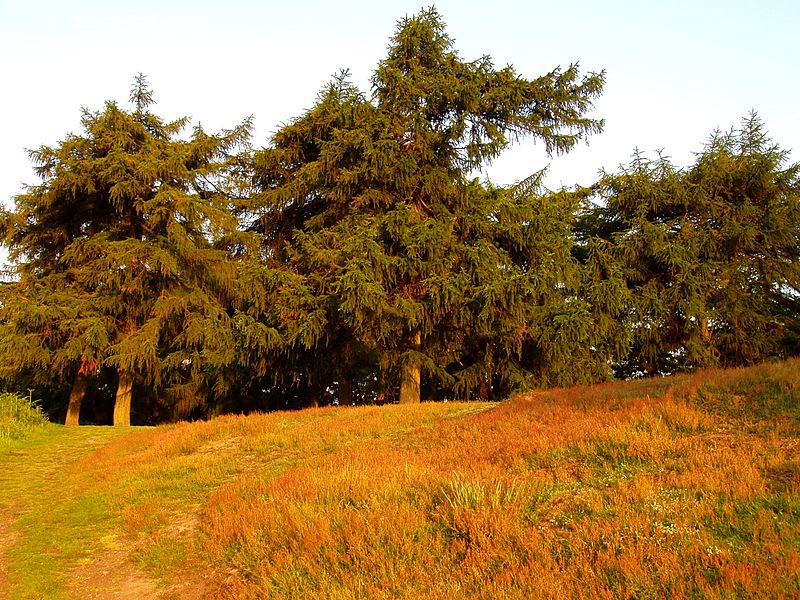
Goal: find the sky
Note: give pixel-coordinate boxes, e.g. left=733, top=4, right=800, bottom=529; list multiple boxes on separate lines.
left=1, top=0, right=798, bottom=215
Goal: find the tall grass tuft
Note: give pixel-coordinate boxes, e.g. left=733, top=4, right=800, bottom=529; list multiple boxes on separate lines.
left=0, top=391, right=50, bottom=441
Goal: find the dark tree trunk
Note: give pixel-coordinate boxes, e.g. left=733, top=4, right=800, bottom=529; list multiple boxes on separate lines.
left=339, top=373, right=353, bottom=406
left=64, top=372, right=88, bottom=426
left=376, top=370, right=387, bottom=405
left=308, top=387, right=319, bottom=408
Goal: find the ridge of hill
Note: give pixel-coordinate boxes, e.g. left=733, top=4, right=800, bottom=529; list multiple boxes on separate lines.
left=1, top=359, right=798, bottom=598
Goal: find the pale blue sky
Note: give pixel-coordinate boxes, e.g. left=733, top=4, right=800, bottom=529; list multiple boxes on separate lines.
left=1, top=0, right=798, bottom=211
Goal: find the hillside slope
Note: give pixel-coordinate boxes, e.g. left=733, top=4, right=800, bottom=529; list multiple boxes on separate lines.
left=1, top=360, right=798, bottom=598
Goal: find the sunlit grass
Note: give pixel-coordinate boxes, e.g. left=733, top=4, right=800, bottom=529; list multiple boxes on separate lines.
left=1, top=359, right=798, bottom=598
left=0, top=391, right=49, bottom=442
left=195, top=361, right=799, bottom=598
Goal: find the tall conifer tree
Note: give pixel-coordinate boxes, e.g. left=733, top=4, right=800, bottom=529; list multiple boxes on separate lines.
left=0, top=76, right=251, bottom=424
left=579, top=114, right=800, bottom=375
left=251, top=9, right=605, bottom=403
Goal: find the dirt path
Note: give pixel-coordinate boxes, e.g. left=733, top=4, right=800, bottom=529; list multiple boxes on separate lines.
left=0, top=427, right=169, bottom=599
left=0, top=505, right=21, bottom=598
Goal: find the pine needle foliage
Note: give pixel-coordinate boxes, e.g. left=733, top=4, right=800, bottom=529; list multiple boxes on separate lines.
left=579, top=114, right=800, bottom=376
left=249, top=9, right=606, bottom=404
left=0, top=76, right=253, bottom=424
left=3, top=12, right=792, bottom=421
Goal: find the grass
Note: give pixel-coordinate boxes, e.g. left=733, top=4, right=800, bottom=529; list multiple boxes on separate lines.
left=0, top=391, right=49, bottom=442
left=1, top=359, right=798, bottom=598
left=0, top=426, right=134, bottom=598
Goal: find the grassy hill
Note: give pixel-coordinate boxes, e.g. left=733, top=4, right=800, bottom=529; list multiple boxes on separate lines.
left=1, top=359, right=799, bottom=599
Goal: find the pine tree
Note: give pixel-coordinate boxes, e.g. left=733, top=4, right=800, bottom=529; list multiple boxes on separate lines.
left=0, top=75, right=252, bottom=424
left=688, top=114, right=800, bottom=365
left=250, top=9, right=605, bottom=404
left=579, top=114, right=800, bottom=375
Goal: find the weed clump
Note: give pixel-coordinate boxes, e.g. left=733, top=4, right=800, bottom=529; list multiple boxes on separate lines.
left=0, top=391, right=49, bottom=441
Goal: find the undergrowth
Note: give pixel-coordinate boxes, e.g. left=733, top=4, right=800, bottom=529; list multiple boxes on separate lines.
left=0, top=391, right=49, bottom=442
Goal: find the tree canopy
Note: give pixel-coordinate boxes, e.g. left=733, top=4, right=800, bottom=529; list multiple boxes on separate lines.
left=0, top=11, right=798, bottom=424
left=247, top=8, right=605, bottom=404
left=0, top=75, right=252, bottom=424
left=576, top=113, right=800, bottom=376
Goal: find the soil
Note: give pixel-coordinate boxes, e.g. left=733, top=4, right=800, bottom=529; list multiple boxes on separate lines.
left=0, top=505, right=22, bottom=598
left=0, top=429, right=216, bottom=599
left=66, top=544, right=222, bottom=600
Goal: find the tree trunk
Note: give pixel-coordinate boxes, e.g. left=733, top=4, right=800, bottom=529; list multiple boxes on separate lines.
left=376, top=370, right=387, bottom=405
left=64, top=372, right=88, bottom=426
left=339, top=373, right=353, bottom=406
left=113, top=371, right=134, bottom=427
left=307, top=384, right=319, bottom=408
left=399, top=331, right=422, bottom=404
left=701, top=318, right=713, bottom=347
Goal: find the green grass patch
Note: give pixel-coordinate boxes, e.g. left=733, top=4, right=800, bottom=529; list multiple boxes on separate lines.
left=705, top=493, right=800, bottom=550
left=133, top=536, right=190, bottom=582
left=688, top=361, right=800, bottom=432
left=0, top=391, right=50, bottom=442
left=0, top=426, right=136, bottom=599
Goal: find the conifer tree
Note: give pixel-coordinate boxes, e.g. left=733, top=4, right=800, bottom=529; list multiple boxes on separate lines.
left=250, top=9, right=605, bottom=403
left=579, top=114, right=800, bottom=375
left=688, top=115, right=800, bottom=365
left=0, top=75, right=252, bottom=424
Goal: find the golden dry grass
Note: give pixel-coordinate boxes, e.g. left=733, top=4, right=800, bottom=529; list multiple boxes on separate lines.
left=2, top=359, right=798, bottom=598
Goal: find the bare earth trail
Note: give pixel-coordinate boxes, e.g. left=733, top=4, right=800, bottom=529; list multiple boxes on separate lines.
left=0, top=427, right=171, bottom=599
left=0, top=404, right=488, bottom=599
